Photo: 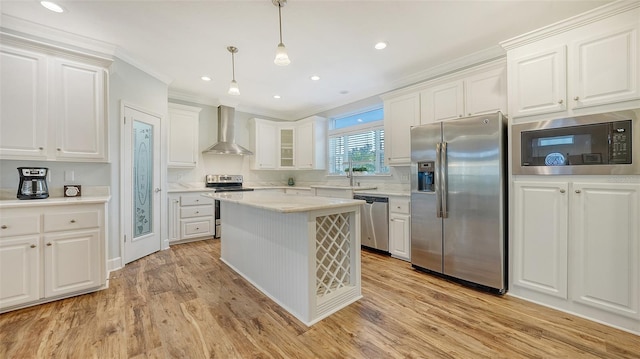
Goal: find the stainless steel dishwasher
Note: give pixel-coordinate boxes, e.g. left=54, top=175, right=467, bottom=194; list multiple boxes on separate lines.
left=353, top=195, right=389, bottom=252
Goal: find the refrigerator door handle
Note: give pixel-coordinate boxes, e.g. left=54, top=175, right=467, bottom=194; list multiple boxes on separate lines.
left=435, top=142, right=442, bottom=218
left=441, top=142, right=448, bottom=218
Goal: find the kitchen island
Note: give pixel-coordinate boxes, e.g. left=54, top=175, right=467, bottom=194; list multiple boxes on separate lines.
left=203, top=192, right=363, bottom=326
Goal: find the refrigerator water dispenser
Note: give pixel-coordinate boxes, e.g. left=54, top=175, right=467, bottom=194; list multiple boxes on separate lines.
left=417, top=161, right=434, bottom=192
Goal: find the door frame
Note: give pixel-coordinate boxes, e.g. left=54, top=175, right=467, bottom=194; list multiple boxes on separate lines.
left=119, top=101, right=167, bottom=267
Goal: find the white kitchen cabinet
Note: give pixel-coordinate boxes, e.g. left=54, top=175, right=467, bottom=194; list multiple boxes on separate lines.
left=571, top=182, right=639, bottom=319
left=295, top=116, right=326, bottom=170
left=420, top=65, right=506, bottom=123
left=285, top=188, right=311, bottom=195
left=279, top=127, right=295, bottom=168
left=389, top=197, right=410, bottom=261
left=168, top=192, right=215, bottom=243
left=502, top=3, right=640, bottom=119
left=0, top=202, right=107, bottom=313
left=512, top=181, right=569, bottom=299
left=168, top=103, right=201, bottom=168
left=313, top=188, right=354, bottom=199
left=250, top=118, right=278, bottom=170
left=0, top=42, right=110, bottom=162
left=382, top=93, right=420, bottom=166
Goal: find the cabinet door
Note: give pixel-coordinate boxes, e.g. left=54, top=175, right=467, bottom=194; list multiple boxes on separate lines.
left=168, top=104, right=201, bottom=167
left=168, top=195, right=180, bottom=243
left=389, top=213, right=410, bottom=261
left=512, top=181, right=568, bottom=299
left=571, top=182, right=639, bottom=319
left=0, top=46, right=48, bottom=160
left=384, top=93, right=420, bottom=165
left=51, top=59, right=108, bottom=161
left=279, top=127, right=295, bottom=168
left=571, top=26, right=639, bottom=109
left=44, top=229, right=102, bottom=297
left=253, top=121, right=277, bottom=169
left=421, top=80, right=464, bottom=123
left=464, top=67, right=507, bottom=116
left=508, top=46, right=567, bottom=118
left=0, top=236, right=41, bottom=310
left=295, top=121, right=314, bottom=169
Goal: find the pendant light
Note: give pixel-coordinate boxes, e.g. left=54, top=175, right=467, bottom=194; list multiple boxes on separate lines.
left=227, top=46, right=240, bottom=96
left=273, top=0, right=290, bottom=66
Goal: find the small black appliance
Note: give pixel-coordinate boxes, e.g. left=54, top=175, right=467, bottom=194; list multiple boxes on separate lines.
left=17, top=167, right=49, bottom=200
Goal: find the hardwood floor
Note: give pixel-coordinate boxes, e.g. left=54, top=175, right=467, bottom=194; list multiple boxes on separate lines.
left=1, top=239, right=638, bottom=358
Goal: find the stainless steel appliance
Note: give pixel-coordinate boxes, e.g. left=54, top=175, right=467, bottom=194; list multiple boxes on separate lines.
left=205, top=174, right=254, bottom=238
left=512, top=108, right=639, bottom=175
left=353, top=194, right=389, bottom=252
left=410, top=112, right=507, bottom=294
left=17, top=167, right=49, bottom=200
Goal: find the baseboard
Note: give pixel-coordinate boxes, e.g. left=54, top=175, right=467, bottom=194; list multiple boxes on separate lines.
left=107, top=257, right=123, bottom=273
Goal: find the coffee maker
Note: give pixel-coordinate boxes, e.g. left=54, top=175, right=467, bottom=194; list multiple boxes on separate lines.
left=17, top=167, right=49, bottom=200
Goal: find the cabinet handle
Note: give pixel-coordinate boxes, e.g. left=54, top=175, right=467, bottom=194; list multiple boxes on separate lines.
left=575, top=190, right=581, bottom=194
left=46, top=242, right=52, bottom=246
left=1, top=225, right=7, bottom=229
left=574, top=96, right=580, bottom=101
left=30, top=244, right=36, bottom=248
left=559, top=189, right=566, bottom=193
left=70, top=219, right=76, bottom=223
left=557, top=99, right=564, bottom=104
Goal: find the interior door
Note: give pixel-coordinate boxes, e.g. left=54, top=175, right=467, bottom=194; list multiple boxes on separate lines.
left=123, top=105, right=161, bottom=263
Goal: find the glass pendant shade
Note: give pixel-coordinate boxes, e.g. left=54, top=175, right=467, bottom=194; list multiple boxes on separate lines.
left=228, top=80, right=240, bottom=96
left=274, top=43, right=291, bottom=66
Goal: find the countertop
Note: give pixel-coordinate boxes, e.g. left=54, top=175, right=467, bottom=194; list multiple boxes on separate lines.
left=202, top=192, right=364, bottom=213
left=310, top=185, right=378, bottom=191
left=350, top=189, right=410, bottom=197
left=0, top=196, right=111, bottom=209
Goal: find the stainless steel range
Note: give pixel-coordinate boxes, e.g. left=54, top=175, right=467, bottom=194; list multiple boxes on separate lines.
left=205, top=175, right=254, bottom=238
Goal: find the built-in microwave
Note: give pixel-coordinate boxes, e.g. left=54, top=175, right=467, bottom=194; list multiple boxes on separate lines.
left=512, top=109, right=639, bottom=175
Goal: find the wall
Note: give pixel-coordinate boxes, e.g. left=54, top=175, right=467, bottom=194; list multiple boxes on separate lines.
left=108, top=58, right=168, bottom=265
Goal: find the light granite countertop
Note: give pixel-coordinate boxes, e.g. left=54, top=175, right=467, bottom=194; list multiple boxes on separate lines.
left=0, top=196, right=111, bottom=209
left=202, top=192, right=364, bottom=213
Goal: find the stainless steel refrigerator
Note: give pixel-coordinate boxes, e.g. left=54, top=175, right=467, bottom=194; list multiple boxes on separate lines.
left=410, top=112, right=507, bottom=293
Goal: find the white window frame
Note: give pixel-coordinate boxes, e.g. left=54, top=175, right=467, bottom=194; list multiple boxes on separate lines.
left=328, top=120, right=389, bottom=176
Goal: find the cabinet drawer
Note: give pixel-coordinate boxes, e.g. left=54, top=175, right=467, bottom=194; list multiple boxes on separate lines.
left=44, top=211, right=100, bottom=232
left=181, top=205, right=214, bottom=218
left=180, top=194, right=214, bottom=206
left=389, top=198, right=410, bottom=214
left=0, top=214, right=41, bottom=238
left=182, top=219, right=213, bottom=237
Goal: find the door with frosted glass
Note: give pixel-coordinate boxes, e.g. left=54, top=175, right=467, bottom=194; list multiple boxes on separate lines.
left=124, top=105, right=161, bottom=263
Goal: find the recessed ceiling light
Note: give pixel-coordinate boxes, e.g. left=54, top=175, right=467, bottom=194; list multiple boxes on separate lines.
left=273, top=95, right=281, bottom=99
left=41, top=1, right=64, bottom=13
left=201, top=76, right=211, bottom=81
left=374, top=42, right=387, bottom=50
left=310, top=75, right=320, bottom=81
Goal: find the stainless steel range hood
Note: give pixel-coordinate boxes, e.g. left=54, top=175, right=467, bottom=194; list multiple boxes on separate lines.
left=202, top=105, right=253, bottom=155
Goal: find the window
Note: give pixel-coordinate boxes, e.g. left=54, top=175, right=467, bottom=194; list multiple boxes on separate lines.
left=328, top=108, right=389, bottom=175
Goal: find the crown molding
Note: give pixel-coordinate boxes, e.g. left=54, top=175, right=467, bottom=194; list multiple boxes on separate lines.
left=500, top=0, right=640, bottom=50
left=114, top=49, right=173, bottom=85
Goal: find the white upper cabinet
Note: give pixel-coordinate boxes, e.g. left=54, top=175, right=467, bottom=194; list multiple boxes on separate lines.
left=382, top=93, right=420, bottom=166
left=421, top=64, right=506, bottom=123
left=251, top=116, right=326, bottom=170
left=502, top=2, right=640, bottom=120
left=168, top=103, right=201, bottom=168
left=0, top=41, right=111, bottom=162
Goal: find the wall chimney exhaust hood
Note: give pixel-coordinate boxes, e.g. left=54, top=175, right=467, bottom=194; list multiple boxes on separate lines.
left=202, top=105, right=253, bottom=155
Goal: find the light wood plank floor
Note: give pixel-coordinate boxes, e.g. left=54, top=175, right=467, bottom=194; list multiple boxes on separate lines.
left=1, top=239, right=638, bottom=358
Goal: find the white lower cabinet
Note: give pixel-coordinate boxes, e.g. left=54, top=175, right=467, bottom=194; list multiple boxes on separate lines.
left=389, top=197, right=410, bottom=261
left=512, top=179, right=640, bottom=331
left=168, top=192, right=215, bottom=243
left=285, top=188, right=311, bottom=195
left=0, top=202, right=107, bottom=312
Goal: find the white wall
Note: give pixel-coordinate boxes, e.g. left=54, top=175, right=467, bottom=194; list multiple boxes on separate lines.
left=108, top=58, right=168, bottom=263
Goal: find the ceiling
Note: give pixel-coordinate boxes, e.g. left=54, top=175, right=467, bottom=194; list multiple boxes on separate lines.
left=0, top=0, right=611, bottom=120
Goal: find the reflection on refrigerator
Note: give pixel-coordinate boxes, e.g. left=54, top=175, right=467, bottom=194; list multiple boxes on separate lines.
left=410, top=112, right=507, bottom=294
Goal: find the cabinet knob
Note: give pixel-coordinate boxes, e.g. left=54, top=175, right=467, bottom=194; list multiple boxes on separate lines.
left=70, top=219, right=76, bottom=223
left=39, top=147, right=44, bottom=150
left=195, top=211, right=199, bottom=214
left=1, top=225, right=7, bottom=229
left=574, top=96, right=580, bottom=101
left=397, top=206, right=401, bottom=209
left=46, top=242, right=52, bottom=246
left=458, top=114, right=462, bottom=118
left=557, top=99, right=564, bottom=104
left=468, top=113, right=471, bottom=116
left=575, top=190, right=582, bottom=194
left=559, top=189, right=566, bottom=193
left=30, top=244, right=36, bottom=248
left=57, top=148, right=61, bottom=151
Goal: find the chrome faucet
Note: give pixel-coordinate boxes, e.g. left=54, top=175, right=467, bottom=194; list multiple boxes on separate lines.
left=346, top=157, right=354, bottom=187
